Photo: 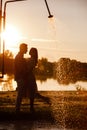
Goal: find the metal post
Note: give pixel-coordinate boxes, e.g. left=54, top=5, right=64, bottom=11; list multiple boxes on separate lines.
left=44, top=0, right=53, bottom=18
left=0, top=0, right=2, bottom=53
left=0, top=0, right=3, bottom=77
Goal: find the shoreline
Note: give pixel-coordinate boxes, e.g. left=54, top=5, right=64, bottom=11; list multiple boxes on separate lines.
left=0, top=91, right=87, bottom=129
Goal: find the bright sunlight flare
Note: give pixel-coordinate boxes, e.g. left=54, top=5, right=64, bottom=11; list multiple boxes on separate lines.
left=3, top=25, right=21, bottom=50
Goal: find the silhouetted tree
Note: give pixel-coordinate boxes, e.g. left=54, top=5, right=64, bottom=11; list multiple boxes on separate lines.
left=35, top=57, right=54, bottom=77
left=55, top=57, right=87, bottom=84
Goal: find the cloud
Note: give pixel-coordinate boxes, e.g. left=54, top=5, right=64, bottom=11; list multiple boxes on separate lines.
left=31, top=38, right=58, bottom=42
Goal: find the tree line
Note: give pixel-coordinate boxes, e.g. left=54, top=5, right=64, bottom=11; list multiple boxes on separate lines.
left=0, top=50, right=54, bottom=78
left=0, top=50, right=87, bottom=84
left=55, top=58, right=87, bottom=84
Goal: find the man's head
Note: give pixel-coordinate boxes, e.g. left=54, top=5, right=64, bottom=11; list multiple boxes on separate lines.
left=19, top=43, right=28, bottom=54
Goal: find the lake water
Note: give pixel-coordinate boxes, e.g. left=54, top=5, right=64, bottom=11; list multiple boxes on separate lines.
left=0, top=74, right=87, bottom=91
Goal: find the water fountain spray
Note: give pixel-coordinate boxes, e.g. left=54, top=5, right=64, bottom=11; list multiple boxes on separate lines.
left=44, top=0, right=53, bottom=18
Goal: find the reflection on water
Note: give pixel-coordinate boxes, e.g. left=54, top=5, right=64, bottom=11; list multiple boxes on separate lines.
left=37, top=79, right=87, bottom=91
left=0, top=74, right=16, bottom=91
left=0, top=74, right=87, bottom=91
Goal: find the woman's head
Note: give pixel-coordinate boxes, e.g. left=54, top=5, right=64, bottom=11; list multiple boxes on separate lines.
left=29, top=47, right=38, bottom=64
left=29, top=47, right=38, bottom=58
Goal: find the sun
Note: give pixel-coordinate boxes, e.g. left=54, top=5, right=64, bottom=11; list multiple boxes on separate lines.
left=4, top=24, right=21, bottom=50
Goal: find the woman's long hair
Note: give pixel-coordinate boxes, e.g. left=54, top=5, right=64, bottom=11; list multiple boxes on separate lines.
left=29, top=47, right=38, bottom=65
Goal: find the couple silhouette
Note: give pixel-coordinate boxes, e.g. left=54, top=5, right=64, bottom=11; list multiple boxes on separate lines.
left=14, top=43, right=38, bottom=112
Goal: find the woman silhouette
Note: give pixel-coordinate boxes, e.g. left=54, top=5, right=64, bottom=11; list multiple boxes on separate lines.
left=26, top=47, right=38, bottom=111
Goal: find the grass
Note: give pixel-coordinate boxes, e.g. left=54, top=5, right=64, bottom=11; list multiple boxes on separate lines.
left=0, top=91, right=87, bottom=129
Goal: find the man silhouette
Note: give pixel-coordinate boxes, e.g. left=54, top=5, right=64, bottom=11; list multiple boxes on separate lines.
left=14, top=43, right=28, bottom=112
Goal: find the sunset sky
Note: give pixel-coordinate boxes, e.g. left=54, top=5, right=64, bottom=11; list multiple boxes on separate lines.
left=1, top=0, right=87, bottom=62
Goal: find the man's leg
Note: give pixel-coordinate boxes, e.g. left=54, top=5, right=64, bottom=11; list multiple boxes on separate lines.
left=15, top=80, right=24, bottom=112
